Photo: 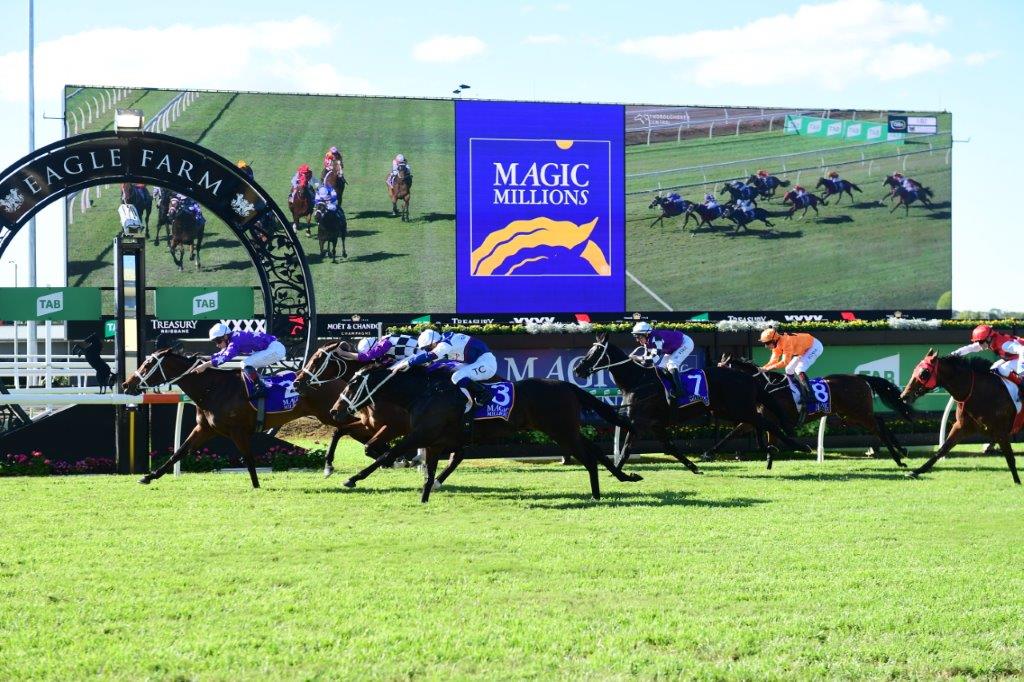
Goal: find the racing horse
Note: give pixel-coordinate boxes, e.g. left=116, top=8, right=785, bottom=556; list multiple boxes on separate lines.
left=312, top=174, right=348, bottom=262
left=900, top=350, right=1021, bottom=484
left=782, top=189, right=825, bottom=219
left=288, top=175, right=314, bottom=237
left=321, top=156, right=346, bottom=205
left=747, top=174, right=791, bottom=200
left=152, top=187, right=173, bottom=246
left=719, top=182, right=760, bottom=203
left=125, top=345, right=369, bottom=488
left=330, top=365, right=643, bottom=503
left=889, top=184, right=934, bottom=216
left=120, top=184, right=152, bottom=239
left=648, top=195, right=694, bottom=228
left=683, top=203, right=727, bottom=231
left=881, top=175, right=925, bottom=202
left=574, top=334, right=806, bottom=471
left=387, top=163, right=411, bottom=221
left=722, top=204, right=775, bottom=232
left=167, top=195, right=205, bottom=271
left=815, top=177, right=862, bottom=204
left=709, top=356, right=914, bottom=467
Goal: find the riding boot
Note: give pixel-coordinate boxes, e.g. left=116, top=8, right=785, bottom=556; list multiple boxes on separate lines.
left=795, top=375, right=811, bottom=426
left=466, top=380, right=493, bottom=407
left=244, top=366, right=266, bottom=400
left=668, top=367, right=684, bottom=402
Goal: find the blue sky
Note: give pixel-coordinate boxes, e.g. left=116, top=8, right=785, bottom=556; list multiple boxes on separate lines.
left=0, top=0, right=1020, bottom=311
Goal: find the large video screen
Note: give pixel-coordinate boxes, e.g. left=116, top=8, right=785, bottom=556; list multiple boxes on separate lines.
left=64, top=86, right=951, bottom=317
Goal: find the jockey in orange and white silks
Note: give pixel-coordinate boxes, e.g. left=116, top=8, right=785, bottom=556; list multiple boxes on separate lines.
left=827, top=170, right=842, bottom=187
left=323, top=147, right=343, bottom=174
left=759, top=328, right=824, bottom=423
left=952, top=325, right=1024, bottom=386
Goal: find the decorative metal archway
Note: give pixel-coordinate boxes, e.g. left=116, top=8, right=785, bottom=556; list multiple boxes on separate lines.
left=0, top=130, right=316, bottom=360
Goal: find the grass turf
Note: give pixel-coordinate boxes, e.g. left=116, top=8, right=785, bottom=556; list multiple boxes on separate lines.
left=66, top=89, right=455, bottom=314
left=625, top=116, right=952, bottom=312
left=2, top=442, right=1022, bottom=680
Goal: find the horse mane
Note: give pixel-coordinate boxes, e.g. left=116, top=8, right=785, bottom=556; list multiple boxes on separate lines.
left=940, top=354, right=994, bottom=375
left=725, top=356, right=760, bottom=372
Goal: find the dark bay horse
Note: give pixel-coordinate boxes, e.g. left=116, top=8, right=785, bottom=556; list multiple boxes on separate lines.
left=330, top=366, right=642, bottom=502
left=152, top=187, right=173, bottom=246
left=747, top=174, right=790, bottom=200
left=288, top=177, right=313, bottom=237
left=167, top=196, right=205, bottom=271
left=313, top=198, right=347, bottom=263
left=648, top=195, right=693, bottom=228
left=901, top=350, right=1021, bottom=483
left=387, top=164, right=411, bottom=221
left=712, top=356, right=914, bottom=467
left=782, top=190, right=825, bottom=219
left=815, top=177, right=862, bottom=204
left=719, top=182, right=760, bottom=203
left=125, top=347, right=365, bottom=488
left=684, top=203, right=727, bottom=231
left=574, top=334, right=805, bottom=471
left=722, top=205, right=774, bottom=232
left=889, top=185, right=934, bottom=215
left=120, top=184, right=152, bottom=239
left=882, top=175, right=925, bottom=202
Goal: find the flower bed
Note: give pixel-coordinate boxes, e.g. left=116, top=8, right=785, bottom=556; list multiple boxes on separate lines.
left=149, top=444, right=325, bottom=473
left=0, top=451, right=115, bottom=476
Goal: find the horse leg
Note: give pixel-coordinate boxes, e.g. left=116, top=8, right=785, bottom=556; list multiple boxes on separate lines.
left=908, top=421, right=963, bottom=478
left=997, top=438, right=1021, bottom=485
left=890, top=199, right=902, bottom=214
left=550, top=431, right=601, bottom=500
left=344, top=432, right=423, bottom=488
left=435, top=448, right=466, bottom=486
left=139, top=424, right=214, bottom=484
left=703, top=422, right=748, bottom=462
left=323, top=428, right=344, bottom=477
left=652, top=424, right=701, bottom=474
left=230, top=430, right=261, bottom=489
left=874, top=416, right=907, bottom=468
left=421, top=449, right=440, bottom=503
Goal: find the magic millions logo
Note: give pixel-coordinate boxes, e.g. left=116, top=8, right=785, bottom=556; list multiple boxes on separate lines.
left=469, top=138, right=612, bottom=278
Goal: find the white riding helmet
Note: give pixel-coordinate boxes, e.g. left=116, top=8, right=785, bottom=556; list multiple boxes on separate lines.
left=396, top=153, right=406, bottom=163
left=631, top=321, right=653, bottom=335
left=417, top=329, right=442, bottom=349
left=356, top=337, right=376, bottom=353
left=208, top=322, right=231, bottom=340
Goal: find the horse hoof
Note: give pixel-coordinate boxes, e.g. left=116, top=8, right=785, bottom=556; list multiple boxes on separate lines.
left=906, top=471, right=920, bottom=479
left=138, top=476, right=151, bottom=485
left=323, top=466, right=334, bottom=478
left=343, top=478, right=357, bottom=488
left=692, top=468, right=703, bottom=475
left=897, top=461, right=907, bottom=468
left=432, top=479, right=442, bottom=491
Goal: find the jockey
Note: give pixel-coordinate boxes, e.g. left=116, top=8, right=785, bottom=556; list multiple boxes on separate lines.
left=352, top=334, right=419, bottom=366
left=291, top=164, right=315, bottom=204
left=388, top=153, right=412, bottom=188
left=892, top=172, right=917, bottom=192
left=632, top=321, right=694, bottom=401
left=667, top=192, right=685, bottom=211
left=197, top=323, right=287, bottom=400
left=794, top=185, right=808, bottom=198
left=704, top=193, right=719, bottom=210
left=736, top=198, right=756, bottom=218
left=951, top=325, right=1024, bottom=386
left=395, top=329, right=496, bottom=407
left=759, top=328, right=824, bottom=424
left=236, top=160, right=254, bottom=182
left=757, top=169, right=769, bottom=179
left=322, top=147, right=343, bottom=176
left=314, top=183, right=339, bottom=215
left=171, top=194, right=206, bottom=226
left=827, top=170, right=841, bottom=187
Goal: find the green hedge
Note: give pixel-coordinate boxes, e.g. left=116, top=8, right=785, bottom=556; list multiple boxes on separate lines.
left=385, top=319, right=1023, bottom=336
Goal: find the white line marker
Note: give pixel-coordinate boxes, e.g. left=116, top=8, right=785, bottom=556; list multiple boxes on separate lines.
left=626, top=270, right=673, bottom=311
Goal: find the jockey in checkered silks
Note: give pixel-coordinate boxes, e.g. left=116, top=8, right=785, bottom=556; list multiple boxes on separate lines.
left=391, top=329, right=496, bottom=407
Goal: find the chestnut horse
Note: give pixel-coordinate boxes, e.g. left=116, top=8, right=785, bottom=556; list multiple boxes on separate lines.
left=387, top=164, right=411, bottom=221
left=288, top=176, right=314, bottom=237
left=900, top=350, right=1021, bottom=484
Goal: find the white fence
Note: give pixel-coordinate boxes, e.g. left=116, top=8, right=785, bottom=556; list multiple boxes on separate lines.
left=627, top=108, right=828, bottom=145
left=65, top=88, right=134, bottom=136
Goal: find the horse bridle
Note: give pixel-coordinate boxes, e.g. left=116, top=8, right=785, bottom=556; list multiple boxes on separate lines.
left=336, top=368, right=397, bottom=415
left=583, top=340, right=646, bottom=374
left=299, top=346, right=349, bottom=387
left=132, top=352, right=203, bottom=390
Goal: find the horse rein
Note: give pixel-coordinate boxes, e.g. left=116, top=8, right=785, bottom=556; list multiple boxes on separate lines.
left=133, top=353, right=203, bottom=390
left=584, top=341, right=646, bottom=374
left=299, top=347, right=349, bottom=387
left=337, top=368, right=397, bottom=414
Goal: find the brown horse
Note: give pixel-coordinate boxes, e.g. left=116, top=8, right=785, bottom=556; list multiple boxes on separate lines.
left=387, top=164, right=411, bottom=221
left=288, top=177, right=314, bottom=237
left=322, top=158, right=346, bottom=204
left=120, top=183, right=152, bottom=239
left=900, top=350, right=1021, bottom=483
left=711, top=356, right=914, bottom=467
left=124, top=346, right=368, bottom=488
left=167, top=196, right=205, bottom=271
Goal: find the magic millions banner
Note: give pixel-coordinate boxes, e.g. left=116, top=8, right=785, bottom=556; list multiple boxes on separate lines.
left=455, top=100, right=625, bottom=313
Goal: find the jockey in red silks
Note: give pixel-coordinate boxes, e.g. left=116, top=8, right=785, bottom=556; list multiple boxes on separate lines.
left=952, top=325, right=1024, bottom=387
left=291, top=164, right=315, bottom=204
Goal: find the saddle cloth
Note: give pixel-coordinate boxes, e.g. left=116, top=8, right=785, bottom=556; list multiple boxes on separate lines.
left=999, top=377, right=1024, bottom=433
left=427, top=361, right=514, bottom=421
left=242, top=371, right=300, bottom=413
left=659, top=370, right=711, bottom=408
left=788, top=377, right=831, bottom=415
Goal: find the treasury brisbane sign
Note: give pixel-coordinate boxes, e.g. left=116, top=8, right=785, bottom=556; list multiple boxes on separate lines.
left=455, top=100, right=624, bottom=312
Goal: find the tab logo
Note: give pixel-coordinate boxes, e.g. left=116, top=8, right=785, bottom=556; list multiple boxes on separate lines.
left=856, top=354, right=900, bottom=384
left=36, top=292, right=63, bottom=317
left=193, top=291, right=219, bottom=316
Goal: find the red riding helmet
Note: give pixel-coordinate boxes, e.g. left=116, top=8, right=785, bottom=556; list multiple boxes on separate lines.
left=971, top=324, right=994, bottom=343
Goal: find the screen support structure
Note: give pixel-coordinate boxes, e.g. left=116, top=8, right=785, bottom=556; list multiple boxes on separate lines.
left=114, top=232, right=148, bottom=474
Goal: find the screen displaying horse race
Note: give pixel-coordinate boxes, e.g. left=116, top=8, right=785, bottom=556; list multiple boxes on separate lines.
left=64, top=86, right=951, bottom=318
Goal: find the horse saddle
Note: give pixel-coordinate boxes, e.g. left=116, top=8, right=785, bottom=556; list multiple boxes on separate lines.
left=242, top=371, right=300, bottom=413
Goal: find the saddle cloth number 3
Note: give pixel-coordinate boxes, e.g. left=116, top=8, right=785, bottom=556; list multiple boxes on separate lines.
left=491, top=383, right=511, bottom=407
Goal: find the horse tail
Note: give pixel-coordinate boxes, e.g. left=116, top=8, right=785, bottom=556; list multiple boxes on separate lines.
left=570, top=384, right=634, bottom=434
left=923, top=187, right=934, bottom=197
left=779, top=179, right=791, bottom=187
left=861, top=375, right=915, bottom=421
left=756, top=382, right=798, bottom=437
left=850, top=182, right=862, bottom=192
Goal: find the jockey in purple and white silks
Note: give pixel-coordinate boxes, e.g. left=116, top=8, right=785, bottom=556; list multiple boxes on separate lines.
left=394, top=330, right=496, bottom=406
left=355, top=334, right=419, bottom=366
left=387, top=154, right=412, bottom=188
left=736, top=198, right=756, bottom=220
left=632, top=322, right=695, bottom=400
left=196, top=323, right=287, bottom=399
left=703, top=193, right=719, bottom=210
left=315, top=183, right=339, bottom=215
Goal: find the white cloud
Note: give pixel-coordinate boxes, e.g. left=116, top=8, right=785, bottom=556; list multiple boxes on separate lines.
left=411, top=35, right=486, bottom=63
left=523, top=34, right=566, bottom=45
left=617, top=0, right=950, bottom=88
left=965, top=50, right=998, bottom=66
left=0, top=17, right=373, bottom=103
